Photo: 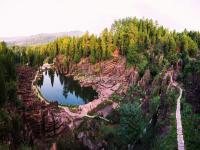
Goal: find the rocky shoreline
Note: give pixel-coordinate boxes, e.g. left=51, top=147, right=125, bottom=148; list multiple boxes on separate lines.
left=16, top=56, right=140, bottom=148
left=53, top=56, right=141, bottom=149
left=16, top=66, right=72, bottom=148
left=28, top=56, right=140, bottom=126
left=54, top=56, right=139, bottom=116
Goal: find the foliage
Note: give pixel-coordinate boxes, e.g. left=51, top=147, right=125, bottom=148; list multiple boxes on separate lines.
left=151, top=114, right=177, bottom=150
left=0, top=42, right=17, bottom=105
left=0, top=17, right=200, bottom=149
left=88, top=100, right=113, bottom=115
left=56, top=131, right=81, bottom=150
left=6, top=18, right=199, bottom=80
left=125, top=85, right=146, bottom=103
left=127, top=46, right=148, bottom=74
left=148, top=90, right=179, bottom=150
left=149, top=96, right=160, bottom=114
left=181, top=99, right=200, bottom=150
left=0, top=108, right=23, bottom=146
left=111, top=93, right=123, bottom=103
left=183, top=56, right=200, bottom=77
left=117, top=102, right=146, bottom=145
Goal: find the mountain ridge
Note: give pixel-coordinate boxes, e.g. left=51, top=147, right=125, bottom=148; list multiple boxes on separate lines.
left=0, top=30, right=83, bottom=46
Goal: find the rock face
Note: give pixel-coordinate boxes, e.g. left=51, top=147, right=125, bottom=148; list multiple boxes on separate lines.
left=17, top=55, right=140, bottom=149
left=54, top=56, right=139, bottom=116
left=138, top=69, right=151, bottom=89
left=55, top=55, right=76, bottom=75
left=16, top=53, right=166, bottom=149
left=16, top=67, right=71, bottom=146
left=54, top=56, right=139, bottom=131
left=126, top=66, right=139, bottom=86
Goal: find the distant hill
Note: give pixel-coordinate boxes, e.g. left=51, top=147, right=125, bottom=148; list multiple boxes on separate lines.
left=0, top=31, right=83, bottom=46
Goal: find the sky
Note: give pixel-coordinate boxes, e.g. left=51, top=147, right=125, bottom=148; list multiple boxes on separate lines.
left=0, top=0, right=199, bottom=37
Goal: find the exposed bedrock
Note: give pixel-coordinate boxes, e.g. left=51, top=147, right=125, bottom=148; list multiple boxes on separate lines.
left=16, top=54, right=149, bottom=148
left=16, top=67, right=71, bottom=146
left=55, top=55, right=139, bottom=115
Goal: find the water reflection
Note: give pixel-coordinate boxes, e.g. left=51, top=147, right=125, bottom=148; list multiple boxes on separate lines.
left=37, top=69, right=98, bottom=106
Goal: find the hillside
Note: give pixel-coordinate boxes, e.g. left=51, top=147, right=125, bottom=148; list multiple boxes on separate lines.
left=0, top=30, right=83, bottom=46
left=0, top=17, right=200, bottom=150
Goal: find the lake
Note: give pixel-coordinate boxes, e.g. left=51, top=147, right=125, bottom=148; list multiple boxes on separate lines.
left=37, top=69, right=98, bottom=106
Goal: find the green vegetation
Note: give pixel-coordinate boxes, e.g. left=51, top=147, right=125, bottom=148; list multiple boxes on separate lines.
left=56, top=131, right=81, bottom=150
left=181, top=98, right=200, bottom=150
left=8, top=18, right=200, bottom=77
left=0, top=42, right=18, bottom=106
left=152, top=113, right=177, bottom=150
left=88, top=100, right=113, bottom=115
left=149, top=90, right=178, bottom=150
left=81, top=82, right=182, bottom=149
left=117, top=102, right=146, bottom=145
left=0, top=42, right=28, bottom=149
left=0, top=17, right=200, bottom=149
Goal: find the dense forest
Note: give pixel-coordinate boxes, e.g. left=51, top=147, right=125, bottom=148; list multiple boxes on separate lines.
left=8, top=18, right=200, bottom=79
left=0, top=17, right=200, bottom=149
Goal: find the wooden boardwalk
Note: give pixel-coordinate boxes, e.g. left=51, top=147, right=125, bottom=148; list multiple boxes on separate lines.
left=175, top=85, right=185, bottom=150
left=170, top=72, right=185, bottom=150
